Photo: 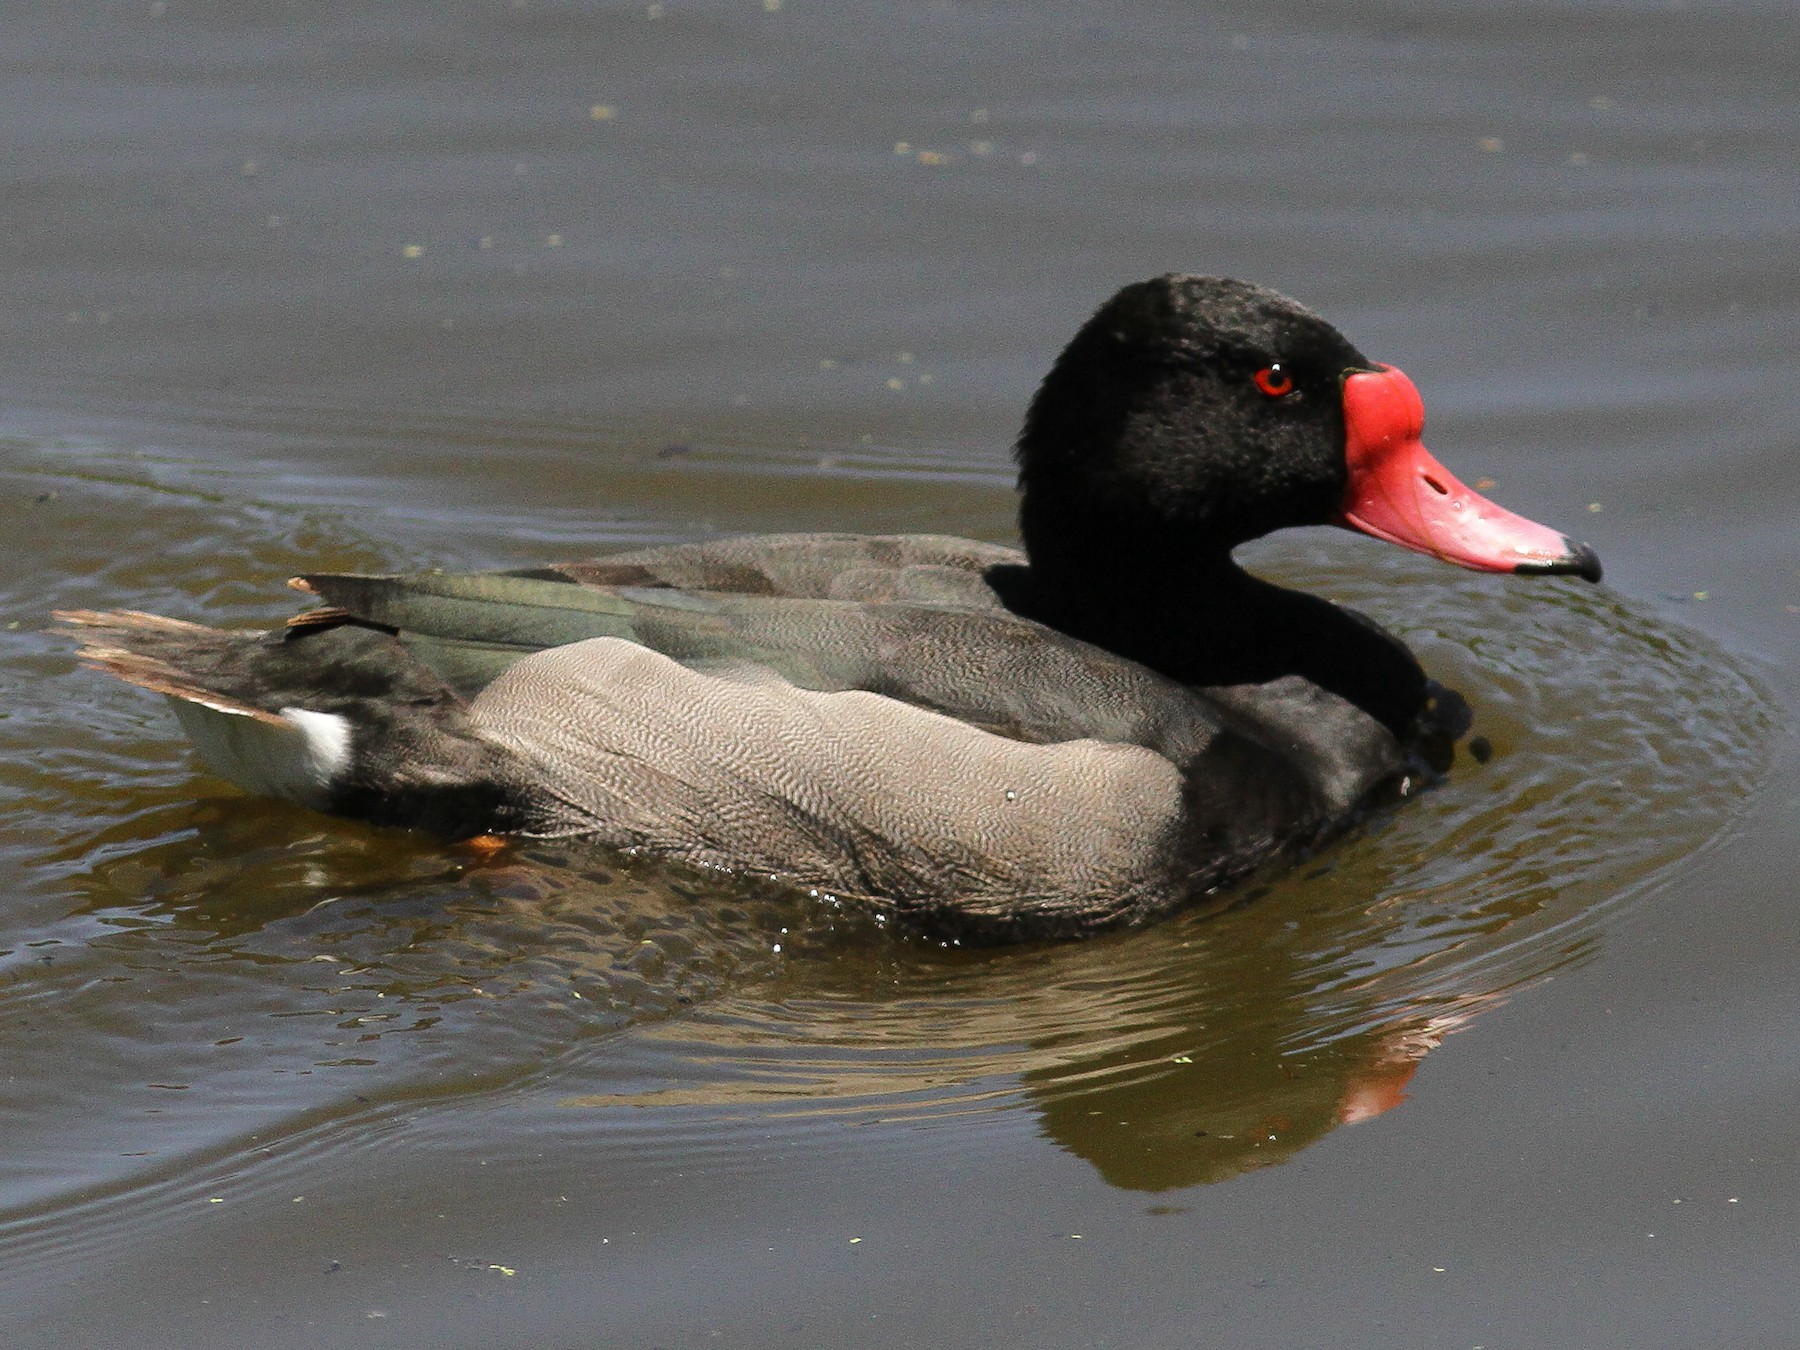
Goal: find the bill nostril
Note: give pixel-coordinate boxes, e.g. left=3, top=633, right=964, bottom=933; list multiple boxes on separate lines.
left=1423, top=474, right=1449, bottom=495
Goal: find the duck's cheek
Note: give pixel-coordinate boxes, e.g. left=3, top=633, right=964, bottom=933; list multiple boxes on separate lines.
left=1334, top=365, right=1602, bottom=583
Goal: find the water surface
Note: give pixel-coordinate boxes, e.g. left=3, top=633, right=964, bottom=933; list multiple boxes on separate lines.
left=4, top=2, right=1797, bottom=1345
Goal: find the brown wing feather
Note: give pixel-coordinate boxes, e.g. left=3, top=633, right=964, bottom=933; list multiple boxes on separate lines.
left=55, top=610, right=288, bottom=724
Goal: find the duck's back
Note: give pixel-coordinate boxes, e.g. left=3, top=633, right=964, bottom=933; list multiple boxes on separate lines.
left=540, top=531, right=1025, bottom=608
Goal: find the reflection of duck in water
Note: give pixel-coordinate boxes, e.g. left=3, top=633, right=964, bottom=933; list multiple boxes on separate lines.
left=1026, top=987, right=1498, bottom=1192
left=533, top=846, right=1521, bottom=1192
left=62, top=276, right=1599, bottom=940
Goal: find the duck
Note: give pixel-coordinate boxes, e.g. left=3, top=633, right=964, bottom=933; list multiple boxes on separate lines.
left=60, top=275, right=1601, bottom=941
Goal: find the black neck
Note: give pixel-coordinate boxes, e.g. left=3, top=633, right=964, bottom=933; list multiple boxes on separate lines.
left=989, top=549, right=1426, bottom=739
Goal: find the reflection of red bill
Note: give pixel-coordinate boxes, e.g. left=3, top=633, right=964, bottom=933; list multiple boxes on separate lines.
left=1337, top=1058, right=1420, bottom=1125
left=1337, top=366, right=1602, bottom=582
left=1336, top=994, right=1507, bottom=1125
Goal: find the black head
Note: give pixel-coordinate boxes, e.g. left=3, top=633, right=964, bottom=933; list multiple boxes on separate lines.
left=1017, top=275, right=1368, bottom=587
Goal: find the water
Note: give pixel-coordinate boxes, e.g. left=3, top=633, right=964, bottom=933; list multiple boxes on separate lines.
left=3, top=2, right=1797, bottom=1345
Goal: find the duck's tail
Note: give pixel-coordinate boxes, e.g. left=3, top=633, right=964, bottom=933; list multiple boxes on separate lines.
left=55, top=608, right=541, bottom=836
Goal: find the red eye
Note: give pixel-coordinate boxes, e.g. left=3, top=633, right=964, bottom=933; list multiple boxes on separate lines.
left=1253, top=365, right=1294, bottom=397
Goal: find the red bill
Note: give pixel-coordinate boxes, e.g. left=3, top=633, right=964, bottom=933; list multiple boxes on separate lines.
left=1337, top=366, right=1601, bottom=582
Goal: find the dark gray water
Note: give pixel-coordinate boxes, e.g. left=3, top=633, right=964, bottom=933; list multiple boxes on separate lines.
left=4, top=2, right=1797, bottom=1345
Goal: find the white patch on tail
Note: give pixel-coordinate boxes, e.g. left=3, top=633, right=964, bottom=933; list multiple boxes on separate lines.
left=168, top=699, right=353, bottom=808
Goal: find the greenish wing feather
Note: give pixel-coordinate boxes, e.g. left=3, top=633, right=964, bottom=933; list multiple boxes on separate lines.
left=300, top=571, right=838, bottom=692
left=298, top=569, right=1219, bottom=758
left=393, top=633, right=541, bottom=701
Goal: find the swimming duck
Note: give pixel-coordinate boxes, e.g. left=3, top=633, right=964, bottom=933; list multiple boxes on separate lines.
left=61, top=275, right=1600, bottom=940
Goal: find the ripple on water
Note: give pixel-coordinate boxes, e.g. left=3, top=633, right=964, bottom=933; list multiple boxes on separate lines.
left=0, top=463, right=1777, bottom=1262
